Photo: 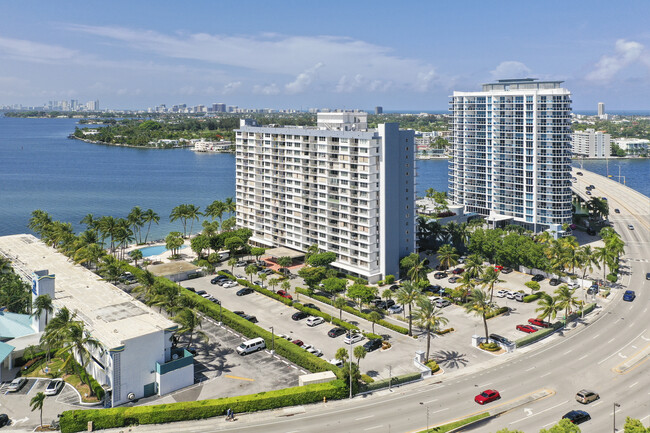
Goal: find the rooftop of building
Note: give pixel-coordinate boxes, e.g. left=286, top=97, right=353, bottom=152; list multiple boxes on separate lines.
left=0, top=310, right=34, bottom=340
left=0, top=234, right=178, bottom=350
left=147, top=261, right=199, bottom=277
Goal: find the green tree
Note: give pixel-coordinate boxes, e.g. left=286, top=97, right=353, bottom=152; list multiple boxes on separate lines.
left=224, top=236, right=244, bottom=254
left=31, top=294, right=54, bottom=327
left=346, top=283, right=377, bottom=308
left=298, top=266, right=327, bottom=290
left=57, top=321, right=100, bottom=396
left=127, top=206, right=145, bottom=244
left=464, top=254, right=484, bottom=278
left=554, top=284, right=579, bottom=328
left=205, top=200, right=227, bottom=226
left=407, top=257, right=429, bottom=284
left=525, top=281, right=541, bottom=294
left=165, top=231, right=184, bottom=256
left=413, top=297, right=449, bottom=362
left=245, top=264, right=257, bottom=282
left=99, top=255, right=124, bottom=283
left=227, top=257, right=238, bottom=274
left=482, top=266, right=504, bottom=301
left=142, top=209, right=160, bottom=244
left=321, top=277, right=347, bottom=295
left=267, top=278, right=280, bottom=293
left=538, top=418, right=581, bottom=433
left=353, top=345, right=367, bottom=370
left=259, top=272, right=268, bottom=288
left=173, top=308, right=208, bottom=348
left=437, top=244, right=459, bottom=270
left=535, top=293, right=560, bottom=323
left=381, top=288, right=393, bottom=302
left=367, top=311, right=382, bottom=334
left=334, top=296, right=347, bottom=321
left=30, top=391, right=46, bottom=429
left=277, top=256, right=293, bottom=272
left=129, top=248, right=143, bottom=267
left=307, top=252, right=337, bottom=268
left=170, top=204, right=189, bottom=237
left=463, top=288, right=496, bottom=342
left=190, top=234, right=210, bottom=258
left=395, top=281, right=423, bottom=336
left=185, top=204, right=203, bottom=237
left=623, top=417, right=649, bottom=433
left=251, top=247, right=266, bottom=262
left=335, top=347, right=348, bottom=363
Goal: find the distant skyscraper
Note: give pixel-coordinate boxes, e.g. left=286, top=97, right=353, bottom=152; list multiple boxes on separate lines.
left=449, top=78, right=573, bottom=232
left=375, top=106, right=383, bottom=114
left=598, top=102, right=605, bottom=116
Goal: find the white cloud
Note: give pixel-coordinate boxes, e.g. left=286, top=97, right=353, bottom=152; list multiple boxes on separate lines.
left=586, top=39, right=646, bottom=82
left=252, top=83, right=280, bottom=95
left=0, top=36, right=77, bottom=62
left=490, top=61, right=531, bottom=79
left=285, top=63, right=323, bottom=94
left=223, top=81, right=242, bottom=94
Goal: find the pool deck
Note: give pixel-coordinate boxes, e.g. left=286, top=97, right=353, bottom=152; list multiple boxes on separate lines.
left=123, top=239, right=197, bottom=264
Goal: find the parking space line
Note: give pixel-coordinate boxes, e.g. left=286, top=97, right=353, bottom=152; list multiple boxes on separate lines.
left=224, top=375, right=254, bottom=382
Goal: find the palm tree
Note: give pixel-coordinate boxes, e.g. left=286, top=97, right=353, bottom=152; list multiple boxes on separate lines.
left=554, top=285, right=579, bottom=328
left=31, top=294, right=54, bottom=327
left=227, top=257, right=238, bottom=274
left=98, top=215, right=117, bottom=252
left=335, top=347, right=348, bottom=363
left=80, top=213, right=98, bottom=237
left=367, top=311, right=382, bottom=334
left=28, top=209, right=53, bottom=237
left=185, top=204, right=203, bottom=237
left=577, top=245, right=598, bottom=283
left=173, top=308, right=208, bottom=347
left=395, top=281, right=423, bottom=336
left=30, top=392, right=46, bottom=429
left=259, top=273, right=268, bottom=288
left=165, top=232, right=184, bottom=256
left=353, top=345, right=367, bottom=370
left=127, top=206, right=145, bottom=244
left=201, top=220, right=220, bottom=237
left=277, top=256, right=293, bottom=273
left=437, top=245, right=459, bottom=271
left=205, top=200, right=227, bottom=226
left=134, top=270, right=157, bottom=301
left=149, top=283, right=182, bottom=315
left=281, top=280, right=292, bottom=299
left=224, top=197, right=236, bottom=215
left=593, top=246, right=616, bottom=280
left=245, top=264, right=257, bottom=282
left=99, top=255, right=124, bottom=283
left=463, top=288, right=496, bottom=342
left=57, top=321, right=100, bottom=396
left=268, top=278, right=279, bottom=293
left=456, top=272, right=476, bottom=304
left=334, top=296, right=347, bottom=321
left=129, top=249, right=143, bottom=267
left=464, top=254, right=484, bottom=279
left=413, top=297, right=449, bottom=362
left=535, top=293, right=560, bottom=323
left=407, top=257, right=429, bottom=285
left=481, top=266, right=504, bottom=301
left=142, top=209, right=160, bottom=243
left=41, top=307, right=76, bottom=352
left=170, top=204, right=189, bottom=237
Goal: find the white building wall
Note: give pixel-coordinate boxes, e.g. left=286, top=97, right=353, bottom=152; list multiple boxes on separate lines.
left=112, top=332, right=164, bottom=405
left=572, top=129, right=611, bottom=158
left=156, top=362, right=194, bottom=395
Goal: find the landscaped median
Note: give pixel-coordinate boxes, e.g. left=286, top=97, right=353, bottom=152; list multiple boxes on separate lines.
left=515, top=303, right=596, bottom=348
left=418, top=413, right=490, bottom=433
left=59, top=380, right=347, bottom=433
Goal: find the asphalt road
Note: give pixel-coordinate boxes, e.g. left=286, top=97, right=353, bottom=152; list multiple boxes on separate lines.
left=100, top=167, right=650, bottom=433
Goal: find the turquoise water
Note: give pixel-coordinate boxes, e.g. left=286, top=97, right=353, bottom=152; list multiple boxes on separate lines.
left=0, top=115, right=647, bottom=239
left=138, top=244, right=187, bottom=257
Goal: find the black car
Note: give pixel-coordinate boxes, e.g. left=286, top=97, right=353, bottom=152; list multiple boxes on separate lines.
left=614, top=208, right=620, bottom=213
left=303, top=303, right=321, bottom=311
left=376, top=299, right=395, bottom=310
left=549, top=278, right=561, bottom=286
left=531, top=274, right=545, bottom=282
left=389, top=285, right=401, bottom=291
left=587, top=227, right=596, bottom=235
left=501, top=267, right=513, bottom=274
left=195, top=290, right=207, bottom=296
left=363, top=339, right=383, bottom=352
left=562, top=410, right=590, bottom=424
left=434, top=271, right=447, bottom=279
left=646, top=272, right=650, bottom=280
left=211, top=276, right=227, bottom=284
left=209, top=297, right=221, bottom=305
left=236, top=288, right=254, bottom=296
left=328, top=327, right=346, bottom=338
left=0, top=414, right=8, bottom=427
left=576, top=171, right=583, bottom=176
left=185, top=287, right=196, bottom=292
left=587, top=285, right=599, bottom=295
left=292, top=311, right=309, bottom=321
left=233, top=311, right=245, bottom=317
left=489, top=333, right=512, bottom=345
left=243, top=314, right=258, bottom=323
left=429, top=284, right=443, bottom=294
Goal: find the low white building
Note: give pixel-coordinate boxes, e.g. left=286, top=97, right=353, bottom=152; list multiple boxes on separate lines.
left=614, top=137, right=649, bottom=156
left=572, top=129, right=611, bottom=158
left=0, top=235, right=194, bottom=407
left=192, top=138, right=233, bottom=152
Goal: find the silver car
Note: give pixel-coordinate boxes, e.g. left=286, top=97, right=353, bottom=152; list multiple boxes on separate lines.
left=7, top=377, right=27, bottom=392
left=44, top=379, right=64, bottom=396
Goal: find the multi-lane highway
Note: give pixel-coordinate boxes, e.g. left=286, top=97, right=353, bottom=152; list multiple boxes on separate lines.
left=107, top=168, right=649, bottom=433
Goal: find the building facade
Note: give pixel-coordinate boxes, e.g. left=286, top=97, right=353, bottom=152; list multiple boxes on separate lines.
left=235, top=111, right=415, bottom=283
left=449, top=78, right=573, bottom=232
left=572, top=129, right=611, bottom=158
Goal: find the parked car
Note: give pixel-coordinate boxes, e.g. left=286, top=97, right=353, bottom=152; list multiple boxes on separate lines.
left=233, top=311, right=245, bottom=317
left=303, top=345, right=323, bottom=357
left=514, top=293, right=525, bottom=302
left=236, top=288, right=254, bottom=296
left=376, top=299, right=396, bottom=310
left=489, top=334, right=512, bottom=345
left=501, top=267, right=513, bottom=274
left=516, top=324, right=538, bottom=333
left=646, top=272, right=650, bottom=280
left=575, top=389, right=599, bottom=404
left=562, top=410, right=591, bottom=424
left=434, top=298, right=451, bottom=308
left=221, top=269, right=233, bottom=275
left=211, top=276, right=227, bottom=284
left=434, top=272, right=447, bottom=279
left=306, top=316, right=325, bottom=327
left=235, top=261, right=247, bottom=267
left=277, top=290, right=293, bottom=300
left=448, top=276, right=460, bottom=284
left=292, top=311, right=308, bottom=321
left=330, top=358, right=343, bottom=368
left=363, top=339, right=383, bottom=352
left=200, top=292, right=212, bottom=299
left=587, top=227, right=596, bottom=235
left=344, top=332, right=364, bottom=345
left=628, top=224, right=634, bottom=230
left=495, top=289, right=508, bottom=298
left=253, top=280, right=262, bottom=287
left=586, top=191, right=592, bottom=195
left=7, top=377, right=27, bottom=392
left=207, top=296, right=221, bottom=305
left=194, top=289, right=206, bottom=296
left=303, top=303, right=320, bottom=311
left=531, top=274, right=545, bottom=282
left=0, top=414, right=8, bottom=427
left=623, top=290, right=636, bottom=301
left=474, top=389, right=501, bottom=405
left=458, top=256, right=467, bottom=264
left=291, top=339, right=304, bottom=347
left=388, top=304, right=403, bottom=314
left=587, top=285, right=599, bottom=295
left=243, top=314, right=258, bottom=323
left=614, top=208, right=620, bottom=213
left=549, top=278, right=561, bottom=286
left=328, top=327, right=346, bottom=338
left=506, top=291, right=517, bottom=299
left=389, top=284, right=401, bottom=291
left=576, top=171, right=583, bottom=175
left=222, top=281, right=238, bottom=288
left=185, top=287, right=196, bottom=292
left=44, top=378, right=64, bottom=396
left=451, top=268, right=465, bottom=275
left=494, top=265, right=503, bottom=271
left=528, top=318, right=551, bottom=328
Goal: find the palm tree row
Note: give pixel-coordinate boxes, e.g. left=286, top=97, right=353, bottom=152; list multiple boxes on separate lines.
left=535, top=284, right=580, bottom=328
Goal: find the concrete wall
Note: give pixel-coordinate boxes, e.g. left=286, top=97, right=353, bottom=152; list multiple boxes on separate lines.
left=157, top=362, right=194, bottom=395
left=113, top=331, right=164, bottom=405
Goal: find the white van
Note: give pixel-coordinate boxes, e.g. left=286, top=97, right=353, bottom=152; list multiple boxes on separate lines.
left=236, top=337, right=266, bottom=355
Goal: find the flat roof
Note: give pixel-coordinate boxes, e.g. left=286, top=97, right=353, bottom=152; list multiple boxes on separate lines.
left=147, top=261, right=199, bottom=277
left=0, top=234, right=178, bottom=350
left=263, top=247, right=305, bottom=260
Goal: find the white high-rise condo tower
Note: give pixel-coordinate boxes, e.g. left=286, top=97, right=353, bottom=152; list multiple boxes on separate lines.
left=598, top=102, right=605, bottom=116
left=235, top=111, right=415, bottom=283
left=449, top=78, right=573, bottom=233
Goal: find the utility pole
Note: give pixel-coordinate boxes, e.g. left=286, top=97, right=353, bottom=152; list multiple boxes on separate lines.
left=270, top=326, right=275, bottom=353
left=613, top=402, right=620, bottom=432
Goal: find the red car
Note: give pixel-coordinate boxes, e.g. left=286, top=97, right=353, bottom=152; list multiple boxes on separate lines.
left=516, top=324, right=538, bottom=333
left=451, top=268, right=465, bottom=275
left=291, top=339, right=304, bottom=347
left=494, top=265, right=503, bottom=271
left=528, top=318, right=551, bottom=328
left=277, top=290, right=293, bottom=300
left=475, top=389, right=501, bottom=405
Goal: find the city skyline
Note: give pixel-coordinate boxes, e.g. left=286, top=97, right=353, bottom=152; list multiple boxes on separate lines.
left=1, top=1, right=650, bottom=110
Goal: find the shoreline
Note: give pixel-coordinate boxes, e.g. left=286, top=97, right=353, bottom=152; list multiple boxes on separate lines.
left=68, top=135, right=193, bottom=149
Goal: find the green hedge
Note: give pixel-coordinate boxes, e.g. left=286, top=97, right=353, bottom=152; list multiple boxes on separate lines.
left=295, top=288, right=409, bottom=335
left=360, top=372, right=421, bottom=392
left=421, top=412, right=490, bottom=433
left=60, top=380, right=347, bottom=433
left=523, top=292, right=542, bottom=303
left=486, top=306, right=509, bottom=320
left=516, top=303, right=596, bottom=348
left=218, top=272, right=293, bottom=306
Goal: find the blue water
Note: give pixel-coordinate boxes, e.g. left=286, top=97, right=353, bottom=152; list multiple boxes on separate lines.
left=0, top=116, right=647, bottom=239
left=572, top=159, right=650, bottom=197
left=138, top=244, right=187, bottom=257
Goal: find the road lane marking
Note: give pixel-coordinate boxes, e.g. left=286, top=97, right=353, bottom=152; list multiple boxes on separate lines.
left=430, top=408, right=449, bottom=415
left=423, top=398, right=438, bottom=404
left=525, top=367, right=535, bottom=371
left=629, top=381, right=639, bottom=388
left=563, top=349, right=573, bottom=355
left=364, top=425, right=383, bottom=431
left=540, top=372, right=551, bottom=378
left=578, top=354, right=588, bottom=361
left=598, top=330, right=648, bottom=365
left=607, top=337, right=616, bottom=344
left=355, top=416, right=373, bottom=421
left=223, top=375, right=254, bottom=382
left=592, top=334, right=601, bottom=340
left=511, top=400, right=569, bottom=425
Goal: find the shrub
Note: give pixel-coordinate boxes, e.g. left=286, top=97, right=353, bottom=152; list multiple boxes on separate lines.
left=523, top=292, right=542, bottom=303
left=606, top=273, right=618, bottom=283
left=385, top=275, right=395, bottom=284
left=425, top=360, right=440, bottom=372
left=485, top=306, right=509, bottom=319
left=360, top=374, right=375, bottom=384
left=479, top=342, right=500, bottom=352
left=363, top=332, right=382, bottom=340
left=60, top=380, right=347, bottom=433
left=435, top=328, right=454, bottom=335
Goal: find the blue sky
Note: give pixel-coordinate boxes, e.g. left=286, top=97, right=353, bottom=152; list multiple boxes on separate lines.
left=1, top=1, right=649, bottom=111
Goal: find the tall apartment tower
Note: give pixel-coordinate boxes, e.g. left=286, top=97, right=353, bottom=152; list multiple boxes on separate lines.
left=235, top=111, right=415, bottom=283
left=449, top=78, right=573, bottom=232
left=572, top=129, right=611, bottom=158
left=598, top=102, right=605, bottom=117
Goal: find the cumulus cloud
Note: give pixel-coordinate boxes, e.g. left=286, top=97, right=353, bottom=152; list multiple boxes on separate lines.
left=586, top=39, right=646, bottom=82
left=223, top=81, right=242, bottom=94
left=252, top=83, right=280, bottom=95
left=65, top=24, right=442, bottom=94
left=0, top=36, right=77, bottom=62
left=285, top=63, right=323, bottom=94
left=490, top=61, right=531, bottom=79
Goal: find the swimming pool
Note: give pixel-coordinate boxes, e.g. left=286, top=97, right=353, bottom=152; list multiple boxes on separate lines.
left=138, top=244, right=187, bottom=257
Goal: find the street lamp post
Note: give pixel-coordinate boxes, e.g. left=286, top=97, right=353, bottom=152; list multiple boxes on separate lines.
left=388, top=365, right=392, bottom=391
left=613, top=402, right=620, bottom=432
left=219, top=303, right=222, bottom=325
left=270, top=326, right=275, bottom=353
left=348, top=330, right=353, bottom=399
